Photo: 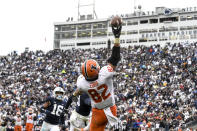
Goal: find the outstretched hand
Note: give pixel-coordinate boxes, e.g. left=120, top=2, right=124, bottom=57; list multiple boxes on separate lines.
left=111, top=16, right=122, bottom=38
left=112, top=24, right=122, bottom=38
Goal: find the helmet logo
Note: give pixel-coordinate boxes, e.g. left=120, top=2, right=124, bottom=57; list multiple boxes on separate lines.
left=91, top=65, right=97, bottom=70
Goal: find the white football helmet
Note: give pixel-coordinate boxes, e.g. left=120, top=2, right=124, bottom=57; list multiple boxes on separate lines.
left=53, top=87, right=65, bottom=100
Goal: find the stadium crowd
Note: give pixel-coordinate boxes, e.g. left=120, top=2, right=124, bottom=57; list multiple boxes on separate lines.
left=0, top=41, right=196, bottom=131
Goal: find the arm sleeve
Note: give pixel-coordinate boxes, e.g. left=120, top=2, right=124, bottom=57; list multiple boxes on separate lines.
left=84, top=97, right=91, bottom=106
left=65, top=95, right=73, bottom=109
left=40, top=107, right=46, bottom=113
left=40, top=98, right=52, bottom=114
left=76, top=75, right=83, bottom=91
left=40, top=107, right=50, bottom=114
left=107, top=46, right=120, bottom=66
left=100, top=65, right=116, bottom=79
left=60, top=113, right=65, bottom=125
left=41, top=97, right=52, bottom=105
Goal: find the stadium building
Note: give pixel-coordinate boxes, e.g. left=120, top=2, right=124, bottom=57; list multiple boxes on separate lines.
left=54, top=6, right=197, bottom=49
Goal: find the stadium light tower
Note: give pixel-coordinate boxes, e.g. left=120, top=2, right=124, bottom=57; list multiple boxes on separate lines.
left=78, top=0, right=98, bottom=20
left=134, top=0, right=136, bottom=12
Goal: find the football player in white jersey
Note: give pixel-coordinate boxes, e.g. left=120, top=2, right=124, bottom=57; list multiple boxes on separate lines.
left=25, top=108, right=36, bottom=131
left=71, top=16, right=122, bottom=131
left=14, top=112, right=22, bottom=131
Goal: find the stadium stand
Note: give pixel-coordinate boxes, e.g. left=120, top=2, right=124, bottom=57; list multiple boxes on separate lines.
left=0, top=42, right=196, bottom=130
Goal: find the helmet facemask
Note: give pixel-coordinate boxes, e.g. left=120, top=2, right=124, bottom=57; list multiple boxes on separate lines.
left=55, top=91, right=64, bottom=100
left=53, top=87, right=65, bottom=100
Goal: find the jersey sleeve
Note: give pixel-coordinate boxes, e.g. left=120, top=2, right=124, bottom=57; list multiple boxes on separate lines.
left=76, top=75, right=84, bottom=90
left=100, top=65, right=116, bottom=79
left=82, top=93, right=91, bottom=106
left=41, top=97, right=53, bottom=112
left=44, top=97, right=53, bottom=103
left=14, top=116, right=17, bottom=121
left=65, top=95, right=73, bottom=109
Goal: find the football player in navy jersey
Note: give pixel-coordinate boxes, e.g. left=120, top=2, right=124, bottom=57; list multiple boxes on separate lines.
left=40, top=87, right=67, bottom=131
left=65, top=92, right=91, bottom=131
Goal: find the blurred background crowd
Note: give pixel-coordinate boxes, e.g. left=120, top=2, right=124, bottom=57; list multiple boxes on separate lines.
left=0, top=42, right=196, bottom=131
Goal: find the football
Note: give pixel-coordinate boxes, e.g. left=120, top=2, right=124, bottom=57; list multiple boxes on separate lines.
left=111, top=16, right=122, bottom=26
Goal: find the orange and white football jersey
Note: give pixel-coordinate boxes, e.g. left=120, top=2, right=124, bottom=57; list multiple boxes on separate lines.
left=26, top=113, right=36, bottom=124
left=77, top=65, right=116, bottom=109
left=14, top=116, right=22, bottom=126
left=140, top=124, right=147, bottom=131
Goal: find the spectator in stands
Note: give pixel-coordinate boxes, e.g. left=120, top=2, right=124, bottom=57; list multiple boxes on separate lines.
left=0, top=42, right=196, bottom=130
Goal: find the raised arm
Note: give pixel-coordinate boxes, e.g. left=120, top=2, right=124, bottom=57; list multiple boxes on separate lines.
left=107, top=16, right=122, bottom=70
left=65, top=88, right=81, bottom=109
left=40, top=98, right=51, bottom=114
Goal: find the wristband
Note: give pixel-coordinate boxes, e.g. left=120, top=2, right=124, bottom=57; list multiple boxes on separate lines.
left=73, top=93, right=77, bottom=97
left=114, top=38, right=120, bottom=44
